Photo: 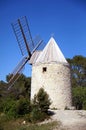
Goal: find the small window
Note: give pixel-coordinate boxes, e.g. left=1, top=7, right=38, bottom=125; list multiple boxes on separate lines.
left=43, top=67, right=47, bottom=72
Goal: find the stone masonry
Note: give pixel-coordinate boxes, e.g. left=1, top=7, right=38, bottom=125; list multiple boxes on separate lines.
left=31, top=62, right=72, bottom=109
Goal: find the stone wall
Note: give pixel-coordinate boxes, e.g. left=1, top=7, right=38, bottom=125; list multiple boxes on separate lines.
left=31, top=62, right=72, bottom=109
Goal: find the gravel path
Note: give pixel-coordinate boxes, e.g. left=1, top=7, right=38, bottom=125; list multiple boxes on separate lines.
left=50, top=110, right=86, bottom=130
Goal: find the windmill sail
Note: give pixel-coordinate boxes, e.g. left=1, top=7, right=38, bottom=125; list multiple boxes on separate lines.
left=8, top=16, right=43, bottom=89
left=11, top=16, right=33, bottom=57
left=8, top=57, right=29, bottom=89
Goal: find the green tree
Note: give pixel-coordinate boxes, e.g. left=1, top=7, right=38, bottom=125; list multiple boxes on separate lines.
left=6, top=74, right=31, bottom=100
left=3, top=98, right=17, bottom=118
left=33, top=88, right=51, bottom=113
left=0, top=74, right=31, bottom=115
left=67, top=55, right=86, bottom=110
left=72, top=87, right=86, bottom=110
left=16, top=96, right=31, bottom=116
left=67, top=55, right=86, bottom=87
left=29, top=88, right=51, bottom=123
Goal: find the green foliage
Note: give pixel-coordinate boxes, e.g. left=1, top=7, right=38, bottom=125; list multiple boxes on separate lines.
left=28, top=88, right=51, bottom=123
left=29, top=107, right=47, bottom=123
left=0, top=97, right=31, bottom=119
left=16, top=96, right=31, bottom=116
left=33, top=88, right=51, bottom=113
left=67, top=55, right=86, bottom=110
left=0, top=74, right=31, bottom=119
left=67, top=55, right=86, bottom=87
left=72, top=87, right=86, bottom=110
left=0, top=86, right=51, bottom=123
left=14, top=75, right=31, bottom=100
left=2, top=98, right=17, bottom=119
left=0, top=74, right=31, bottom=104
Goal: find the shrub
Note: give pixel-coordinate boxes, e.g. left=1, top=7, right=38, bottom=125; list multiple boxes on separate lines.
left=28, top=88, right=51, bottom=123
left=1, top=97, right=31, bottom=119
left=16, top=96, right=31, bottom=116
left=3, top=98, right=17, bottom=119
left=0, top=88, right=51, bottom=122
left=29, top=107, right=47, bottom=123
left=33, top=88, right=51, bottom=113
left=72, top=87, right=86, bottom=110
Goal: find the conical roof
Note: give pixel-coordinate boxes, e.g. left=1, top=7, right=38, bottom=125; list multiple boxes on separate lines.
left=35, top=37, right=68, bottom=64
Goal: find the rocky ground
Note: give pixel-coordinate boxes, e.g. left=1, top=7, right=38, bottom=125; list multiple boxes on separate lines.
left=50, top=110, right=86, bottom=130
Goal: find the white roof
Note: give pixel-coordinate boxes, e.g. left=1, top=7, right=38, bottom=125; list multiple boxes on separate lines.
left=35, top=37, right=68, bottom=64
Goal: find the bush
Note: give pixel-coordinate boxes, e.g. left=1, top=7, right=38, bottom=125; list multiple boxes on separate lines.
left=0, top=88, right=51, bottom=122
left=3, top=98, right=17, bottom=119
left=28, top=88, right=51, bottom=123
left=29, top=107, right=47, bottom=123
left=72, top=87, right=86, bottom=110
left=33, top=88, right=51, bottom=113
left=16, top=96, right=31, bottom=116
left=1, top=97, right=31, bottom=119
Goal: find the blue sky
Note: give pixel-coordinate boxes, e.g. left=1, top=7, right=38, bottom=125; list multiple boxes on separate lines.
left=0, top=0, right=86, bottom=81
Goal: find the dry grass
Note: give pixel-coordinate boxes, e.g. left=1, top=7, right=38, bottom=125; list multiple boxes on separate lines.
left=0, top=114, right=59, bottom=130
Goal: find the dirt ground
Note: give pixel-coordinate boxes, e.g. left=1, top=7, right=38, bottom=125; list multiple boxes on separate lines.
left=50, top=110, right=86, bottom=130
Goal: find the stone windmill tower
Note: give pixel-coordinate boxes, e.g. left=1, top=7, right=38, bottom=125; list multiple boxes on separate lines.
left=30, top=37, right=72, bottom=109
left=8, top=17, right=72, bottom=109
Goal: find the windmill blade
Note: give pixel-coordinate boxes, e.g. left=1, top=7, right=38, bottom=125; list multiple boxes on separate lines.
left=11, top=16, right=34, bottom=57
left=32, top=39, right=43, bottom=54
left=8, top=56, right=29, bottom=90
left=31, top=35, right=44, bottom=53
left=8, top=16, right=44, bottom=89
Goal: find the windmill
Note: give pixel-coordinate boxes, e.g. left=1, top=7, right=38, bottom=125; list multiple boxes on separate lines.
left=8, top=16, right=43, bottom=89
